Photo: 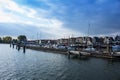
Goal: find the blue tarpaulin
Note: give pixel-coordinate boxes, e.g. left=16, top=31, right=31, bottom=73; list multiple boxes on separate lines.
left=112, top=45, right=120, bottom=51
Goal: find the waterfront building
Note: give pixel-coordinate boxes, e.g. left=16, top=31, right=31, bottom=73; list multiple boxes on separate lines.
left=104, top=37, right=114, bottom=45
left=114, top=35, right=120, bottom=45
left=92, top=37, right=100, bottom=45
left=75, top=37, right=83, bottom=45
left=69, top=37, right=76, bottom=46
left=57, top=38, right=69, bottom=46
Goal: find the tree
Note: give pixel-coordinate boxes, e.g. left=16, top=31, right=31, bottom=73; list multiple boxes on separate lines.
left=3, top=36, right=12, bottom=43
left=0, top=37, right=2, bottom=43
left=17, top=35, right=27, bottom=42
left=12, top=39, right=18, bottom=44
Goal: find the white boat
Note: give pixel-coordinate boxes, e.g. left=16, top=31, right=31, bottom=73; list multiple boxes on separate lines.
left=69, top=50, right=91, bottom=56
left=80, top=51, right=91, bottom=56
left=112, top=45, right=120, bottom=57
left=68, top=45, right=93, bottom=56
left=111, top=52, right=120, bottom=57
left=83, top=45, right=96, bottom=52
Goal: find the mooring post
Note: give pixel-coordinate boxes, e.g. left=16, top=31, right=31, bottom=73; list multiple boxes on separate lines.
left=68, top=51, right=70, bottom=59
left=12, top=44, right=14, bottom=48
left=79, top=52, right=81, bottom=58
left=23, top=45, right=26, bottom=53
left=18, top=44, right=20, bottom=51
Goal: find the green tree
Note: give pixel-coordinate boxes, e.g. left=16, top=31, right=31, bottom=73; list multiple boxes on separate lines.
left=0, top=37, right=2, bottom=43
left=3, top=36, right=12, bottom=43
left=18, top=35, right=27, bottom=42
left=12, top=39, right=18, bottom=44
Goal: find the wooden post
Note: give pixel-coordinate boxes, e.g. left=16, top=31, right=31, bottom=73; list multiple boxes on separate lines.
left=23, top=45, right=26, bottom=53
left=18, top=44, right=20, bottom=51
left=79, top=52, right=81, bottom=58
left=68, top=51, right=70, bottom=59
left=12, top=44, right=14, bottom=48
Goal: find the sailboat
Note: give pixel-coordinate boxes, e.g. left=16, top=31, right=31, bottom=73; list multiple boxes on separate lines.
left=69, top=23, right=95, bottom=56
left=82, top=24, right=96, bottom=53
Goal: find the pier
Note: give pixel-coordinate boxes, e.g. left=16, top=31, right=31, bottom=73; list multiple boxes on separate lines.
left=9, top=42, right=120, bottom=59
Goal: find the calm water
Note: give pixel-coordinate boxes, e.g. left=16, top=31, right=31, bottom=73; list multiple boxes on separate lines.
left=0, top=44, right=120, bottom=80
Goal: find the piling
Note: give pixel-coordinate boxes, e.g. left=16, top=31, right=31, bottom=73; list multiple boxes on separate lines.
left=68, top=51, right=71, bottom=59
left=79, top=52, right=81, bottom=58
left=12, top=44, right=14, bottom=48
left=18, top=44, right=20, bottom=51
left=23, top=45, right=26, bottom=53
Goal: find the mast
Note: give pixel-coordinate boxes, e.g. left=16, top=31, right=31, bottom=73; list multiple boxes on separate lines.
left=88, top=23, right=90, bottom=37
left=87, top=23, right=91, bottom=46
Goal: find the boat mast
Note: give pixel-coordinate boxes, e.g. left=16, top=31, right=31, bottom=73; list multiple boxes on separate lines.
left=88, top=23, right=90, bottom=37
left=87, top=23, right=91, bottom=46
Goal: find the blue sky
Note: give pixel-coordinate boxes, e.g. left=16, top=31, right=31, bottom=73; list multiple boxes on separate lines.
left=0, top=0, right=120, bottom=39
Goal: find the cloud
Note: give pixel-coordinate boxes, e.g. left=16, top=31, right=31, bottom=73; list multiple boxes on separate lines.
left=0, top=0, right=84, bottom=39
left=0, top=0, right=120, bottom=39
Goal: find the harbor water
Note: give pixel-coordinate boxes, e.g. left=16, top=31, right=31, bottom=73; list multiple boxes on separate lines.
left=0, top=44, right=120, bottom=80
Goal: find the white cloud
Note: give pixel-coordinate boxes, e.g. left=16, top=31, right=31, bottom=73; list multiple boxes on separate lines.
left=0, top=0, right=83, bottom=39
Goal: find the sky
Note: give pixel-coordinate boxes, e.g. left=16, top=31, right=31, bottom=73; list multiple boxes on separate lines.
left=0, top=0, right=120, bottom=39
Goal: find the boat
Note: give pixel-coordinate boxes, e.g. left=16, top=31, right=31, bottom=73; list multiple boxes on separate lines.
left=69, top=50, right=91, bottom=56
left=111, top=52, right=120, bottom=57
left=83, top=45, right=95, bottom=52
left=68, top=46, right=91, bottom=56
left=111, top=45, right=120, bottom=57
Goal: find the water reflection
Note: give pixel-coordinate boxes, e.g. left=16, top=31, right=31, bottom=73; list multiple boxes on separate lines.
left=70, top=55, right=90, bottom=61
left=107, top=58, right=120, bottom=64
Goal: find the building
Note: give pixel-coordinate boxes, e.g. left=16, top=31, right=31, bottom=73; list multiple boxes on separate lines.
left=69, top=37, right=76, bottom=46
left=75, top=37, right=83, bottom=45
left=57, top=38, right=69, bottom=46
left=39, top=39, right=57, bottom=45
left=104, top=37, right=114, bottom=44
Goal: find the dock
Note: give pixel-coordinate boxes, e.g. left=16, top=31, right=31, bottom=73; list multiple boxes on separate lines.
left=10, top=43, right=120, bottom=59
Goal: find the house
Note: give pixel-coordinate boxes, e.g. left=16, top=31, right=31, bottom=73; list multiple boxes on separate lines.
left=99, top=37, right=104, bottom=45
left=115, top=35, right=120, bottom=41
left=92, top=37, right=100, bottom=45
left=82, top=37, right=92, bottom=45
left=39, top=39, right=49, bottom=45
left=69, top=37, right=76, bottom=46
left=27, top=40, right=39, bottom=45
left=104, top=37, right=114, bottom=44
left=114, top=35, right=120, bottom=45
left=57, top=38, right=69, bottom=46
left=75, top=37, right=83, bottom=45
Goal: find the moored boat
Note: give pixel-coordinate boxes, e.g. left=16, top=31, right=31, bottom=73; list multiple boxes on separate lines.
left=111, top=52, right=120, bottom=57
left=111, top=45, right=120, bottom=57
